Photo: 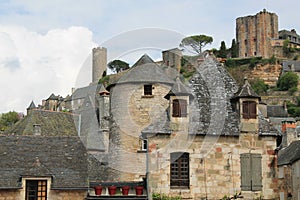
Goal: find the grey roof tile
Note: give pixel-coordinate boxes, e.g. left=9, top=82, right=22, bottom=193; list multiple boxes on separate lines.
left=278, top=140, right=300, bottom=166
left=0, top=136, right=88, bottom=189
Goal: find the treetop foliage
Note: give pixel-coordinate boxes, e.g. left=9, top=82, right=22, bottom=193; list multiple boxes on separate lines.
left=179, top=34, right=213, bottom=54
left=108, top=59, right=129, bottom=73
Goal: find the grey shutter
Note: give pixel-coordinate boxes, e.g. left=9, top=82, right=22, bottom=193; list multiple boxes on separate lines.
left=251, top=154, right=262, bottom=191
left=240, top=153, right=251, bottom=191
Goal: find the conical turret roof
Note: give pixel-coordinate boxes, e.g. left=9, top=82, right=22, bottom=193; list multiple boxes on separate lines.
left=117, top=54, right=174, bottom=85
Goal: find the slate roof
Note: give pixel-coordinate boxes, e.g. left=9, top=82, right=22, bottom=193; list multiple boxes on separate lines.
left=258, top=113, right=281, bottom=136
left=231, top=78, right=260, bottom=100
left=5, top=109, right=79, bottom=136
left=27, top=101, right=36, bottom=109
left=282, top=60, right=300, bottom=73
left=267, top=105, right=288, bottom=117
left=165, top=77, right=194, bottom=100
left=117, top=54, right=174, bottom=85
left=47, top=93, right=60, bottom=100
left=72, top=83, right=102, bottom=101
left=278, top=140, right=300, bottom=166
left=143, top=55, right=240, bottom=136
left=0, top=135, right=88, bottom=189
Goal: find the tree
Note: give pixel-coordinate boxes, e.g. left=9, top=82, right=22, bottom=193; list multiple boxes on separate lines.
left=277, top=72, right=299, bottom=91
left=179, top=34, right=213, bottom=54
left=219, top=41, right=227, bottom=58
left=107, top=59, right=129, bottom=73
left=230, top=39, right=238, bottom=58
left=0, top=111, right=20, bottom=131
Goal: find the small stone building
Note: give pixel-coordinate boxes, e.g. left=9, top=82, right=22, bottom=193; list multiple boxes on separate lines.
left=0, top=111, right=88, bottom=200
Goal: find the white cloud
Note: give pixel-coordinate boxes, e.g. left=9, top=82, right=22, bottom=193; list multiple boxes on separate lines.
left=0, top=25, right=97, bottom=113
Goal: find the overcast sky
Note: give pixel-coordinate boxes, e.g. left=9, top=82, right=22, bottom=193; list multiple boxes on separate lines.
left=0, top=0, right=299, bottom=113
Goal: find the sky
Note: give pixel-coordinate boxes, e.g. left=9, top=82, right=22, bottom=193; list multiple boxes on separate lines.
left=0, top=0, right=299, bottom=114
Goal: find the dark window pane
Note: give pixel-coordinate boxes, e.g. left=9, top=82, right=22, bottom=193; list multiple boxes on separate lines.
left=144, top=85, right=152, bottom=95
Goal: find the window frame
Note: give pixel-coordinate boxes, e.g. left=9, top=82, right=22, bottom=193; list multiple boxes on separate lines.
left=170, top=152, right=189, bottom=189
left=25, top=180, right=47, bottom=200
left=172, top=99, right=187, bottom=118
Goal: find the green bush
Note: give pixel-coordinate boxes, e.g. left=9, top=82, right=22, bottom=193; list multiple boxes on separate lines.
left=277, top=72, right=299, bottom=91
left=250, top=78, right=269, bottom=95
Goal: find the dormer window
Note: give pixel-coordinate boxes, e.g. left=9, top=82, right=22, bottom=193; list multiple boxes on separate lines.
left=144, top=85, right=152, bottom=95
left=172, top=99, right=187, bottom=117
left=242, top=101, right=256, bottom=119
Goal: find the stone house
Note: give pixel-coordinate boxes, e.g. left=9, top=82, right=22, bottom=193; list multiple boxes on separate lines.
left=80, top=50, right=280, bottom=199
left=2, top=47, right=283, bottom=200
left=277, top=119, right=300, bottom=200
left=0, top=110, right=88, bottom=200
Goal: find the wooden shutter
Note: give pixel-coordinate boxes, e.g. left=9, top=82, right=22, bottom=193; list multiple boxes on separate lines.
left=242, top=101, right=249, bottom=119
left=179, top=99, right=187, bottom=117
left=172, top=99, right=187, bottom=117
left=172, top=99, right=180, bottom=117
left=240, top=154, right=251, bottom=191
left=251, top=154, right=262, bottom=191
left=249, top=101, right=257, bottom=119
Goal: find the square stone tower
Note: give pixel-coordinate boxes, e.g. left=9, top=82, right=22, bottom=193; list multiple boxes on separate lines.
left=236, top=9, right=278, bottom=58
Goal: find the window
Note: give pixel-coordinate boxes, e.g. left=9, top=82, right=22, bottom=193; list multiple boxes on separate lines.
left=26, top=180, right=47, bottom=200
left=240, top=153, right=262, bottom=191
left=170, top=152, right=189, bottom=188
left=141, top=139, right=147, bottom=151
left=172, top=99, right=187, bottom=117
left=242, top=101, right=256, bottom=119
left=144, top=85, right=152, bottom=96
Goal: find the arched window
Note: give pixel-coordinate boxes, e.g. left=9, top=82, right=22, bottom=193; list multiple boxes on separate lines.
left=242, top=101, right=256, bottom=119
left=170, top=152, right=189, bottom=188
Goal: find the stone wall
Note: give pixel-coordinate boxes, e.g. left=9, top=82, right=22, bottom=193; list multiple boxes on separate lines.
left=0, top=190, right=86, bottom=200
left=147, top=133, right=278, bottom=199
left=250, top=63, right=282, bottom=87
left=0, top=190, right=20, bottom=200
left=109, top=83, right=171, bottom=181
left=292, top=160, right=300, bottom=199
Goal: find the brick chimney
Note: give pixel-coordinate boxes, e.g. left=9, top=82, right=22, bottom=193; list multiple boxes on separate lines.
left=281, top=120, right=297, bottom=147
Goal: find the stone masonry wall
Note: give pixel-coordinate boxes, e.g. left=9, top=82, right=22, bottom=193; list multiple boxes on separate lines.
left=109, top=83, right=171, bottom=181
left=0, top=190, right=86, bottom=200
left=148, top=133, right=278, bottom=199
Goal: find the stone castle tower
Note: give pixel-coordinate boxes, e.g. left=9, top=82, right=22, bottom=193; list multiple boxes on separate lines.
left=92, top=47, right=107, bottom=83
left=236, top=9, right=278, bottom=58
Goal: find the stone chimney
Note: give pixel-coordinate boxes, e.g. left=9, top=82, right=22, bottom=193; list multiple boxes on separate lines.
left=92, top=47, right=107, bottom=83
left=281, top=120, right=297, bottom=147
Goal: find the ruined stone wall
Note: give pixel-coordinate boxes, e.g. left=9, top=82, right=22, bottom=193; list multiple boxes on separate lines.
left=236, top=10, right=278, bottom=58
left=147, top=134, right=278, bottom=199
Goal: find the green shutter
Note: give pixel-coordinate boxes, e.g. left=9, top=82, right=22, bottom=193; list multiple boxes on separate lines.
left=240, top=153, right=251, bottom=191
left=251, top=154, right=262, bottom=191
